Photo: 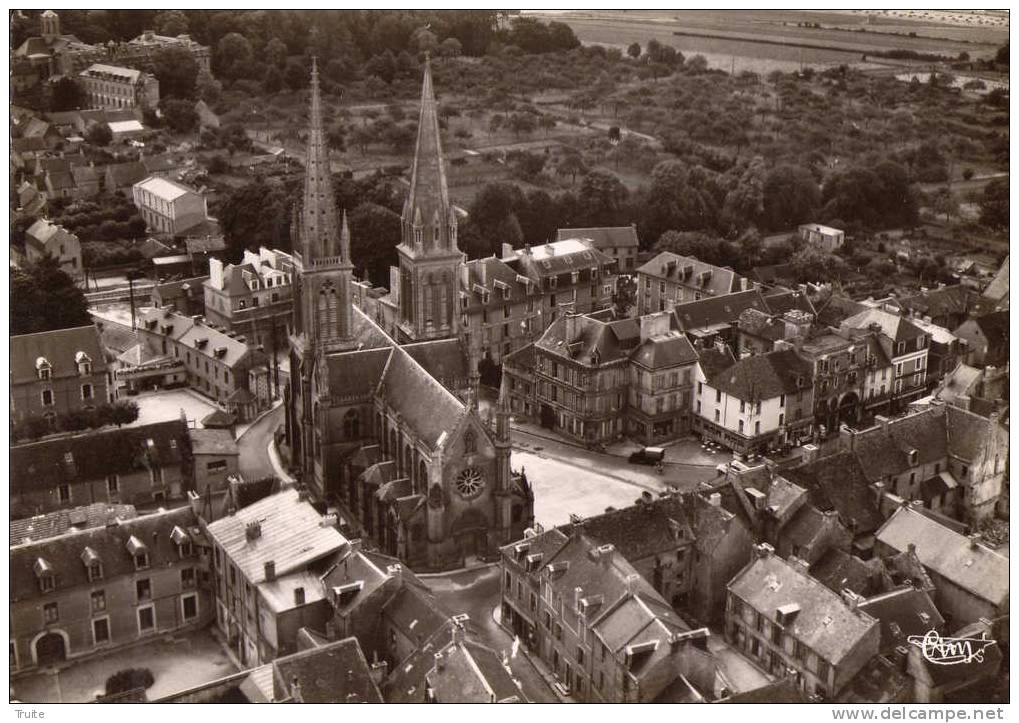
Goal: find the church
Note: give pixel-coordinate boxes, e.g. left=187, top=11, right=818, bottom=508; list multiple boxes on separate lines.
left=285, top=59, right=534, bottom=571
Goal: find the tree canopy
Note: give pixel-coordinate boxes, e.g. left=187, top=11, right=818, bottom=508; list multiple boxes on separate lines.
left=11, top=257, right=92, bottom=335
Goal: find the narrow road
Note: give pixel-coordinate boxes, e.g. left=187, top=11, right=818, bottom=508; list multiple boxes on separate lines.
left=236, top=404, right=285, bottom=481
left=426, top=566, right=559, bottom=703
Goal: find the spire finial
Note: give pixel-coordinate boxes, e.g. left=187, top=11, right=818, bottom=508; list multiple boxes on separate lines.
left=340, top=209, right=351, bottom=261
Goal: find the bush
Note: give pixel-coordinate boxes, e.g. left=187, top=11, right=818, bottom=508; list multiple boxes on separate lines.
left=105, top=668, right=155, bottom=696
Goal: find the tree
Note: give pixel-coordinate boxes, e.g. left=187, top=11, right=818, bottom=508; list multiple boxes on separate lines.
left=151, top=46, right=198, bottom=99
left=507, top=112, right=536, bottom=138
left=105, top=668, right=154, bottom=696
left=160, top=98, right=198, bottom=134
left=215, top=176, right=296, bottom=260
left=762, top=164, right=821, bottom=230
left=979, top=178, right=1008, bottom=230
left=556, top=153, right=588, bottom=185
left=929, top=187, right=959, bottom=225
left=262, top=65, right=283, bottom=94
left=216, top=32, right=254, bottom=80
left=720, top=156, right=766, bottom=233
left=84, top=121, right=112, bottom=146
left=789, top=244, right=846, bottom=283
left=439, top=37, right=463, bottom=57
left=195, top=69, right=222, bottom=104
left=411, top=26, right=439, bottom=54
left=265, top=37, right=288, bottom=68
left=284, top=58, right=308, bottom=90
left=327, top=123, right=345, bottom=151
left=578, top=170, right=629, bottom=226
left=995, top=43, right=1009, bottom=65
left=351, top=125, right=374, bottom=155
left=655, top=230, right=739, bottom=270
left=613, top=275, right=637, bottom=317
left=641, top=160, right=723, bottom=240
left=627, top=42, right=641, bottom=59
left=153, top=10, right=188, bottom=36
left=460, top=183, right=525, bottom=258
left=365, top=51, right=397, bottom=84
left=49, top=77, right=86, bottom=112
left=10, top=256, right=91, bottom=335
left=349, top=202, right=401, bottom=286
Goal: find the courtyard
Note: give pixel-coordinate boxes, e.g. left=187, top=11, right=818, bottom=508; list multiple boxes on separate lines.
left=11, top=627, right=237, bottom=703
left=127, top=387, right=221, bottom=429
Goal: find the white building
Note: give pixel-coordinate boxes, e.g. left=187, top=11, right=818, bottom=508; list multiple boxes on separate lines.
left=798, top=224, right=845, bottom=253
left=132, top=175, right=208, bottom=236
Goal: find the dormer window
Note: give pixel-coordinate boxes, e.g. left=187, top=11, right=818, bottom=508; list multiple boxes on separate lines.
left=36, top=357, right=52, bottom=381
left=81, top=547, right=102, bottom=580
left=34, top=558, right=55, bottom=592
left=127, top=535, right=149, bottom=569
left=75, top=351, right=92, bottom=376
left=333, top=580, right=364, bottom=606
left=170, top=526, right=193, bottom=557
left=591, top=267, right=599, bottom=280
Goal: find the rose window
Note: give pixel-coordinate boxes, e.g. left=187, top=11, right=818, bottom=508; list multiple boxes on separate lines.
left=455, top=467, right=485, bottom=499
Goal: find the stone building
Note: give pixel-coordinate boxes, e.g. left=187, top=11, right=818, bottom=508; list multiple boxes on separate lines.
left=204, top=248, right=295, bottom=350
left=10, top=419, right=191, bottom=519
left=636, top=251, right=753, bottom=316
left=24, top=218, right=83, bottom=281
left=10, top=506, right=211, bottom=672
left=726, top=545, right=881, bottom=700
left=132, top=176, right=209, bottom=236
left=557, top=225, right=640, bottom=273
left=10, top=324, right=109, bottom=425
left=79, top=63, right=159, bottom=110
left=503, top=310, right=699, bottom=445
left=285, top=60, right=533, bottom=571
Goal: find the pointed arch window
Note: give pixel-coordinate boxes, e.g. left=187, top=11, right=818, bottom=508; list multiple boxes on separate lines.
left=318, top=283, right=338, bottom=336
left=414, top=226, right=423, bottom=246
left=464, top=431, right=476, bottom=455
left=343, top=409, right=360, bottom=439
left=449, top=222, right=457, bottom=248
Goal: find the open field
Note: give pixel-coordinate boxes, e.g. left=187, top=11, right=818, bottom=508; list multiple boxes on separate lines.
left=529, top=10, right=1006, bottom=75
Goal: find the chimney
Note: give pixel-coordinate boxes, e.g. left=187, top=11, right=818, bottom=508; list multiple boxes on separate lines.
left=872, top=481, right=886, bottom=506
left=968, top=533, right=983, bottom=550
left=842, top=588, right=862, bottom=611
left=708, top=492, right=722, bottom=507
left=874, top=414, right=890, bottom=431
left=574, top=586, right=583, bottom=612
left=907, top=542, right=917, bottom=557
left=789, top=556, right=810, bottom=575
left=291, top=676, right=303, bottom=704
left=349, top=538, right=363, bottom=553
left=625, top=574, right=640, bottom=595
left=801, top=443, right=819, bottom=464
left=264, top=560, right=276, bottom=582
left=370, top=661, right=388, bottom=686
left=501, top=242, right=514, bottom=258
left=754, top=543, right=774, bottom=558
left=434, top=651, right=445, bottom=671
left=894, top=645, right=910, bottom=674
left=839, top=424, right=856, bottom=451
left=451, top=620, right=464, bottom=646
left=387, top=563, right=402, bottom=581
left=245, top=521, right=261, bottom=542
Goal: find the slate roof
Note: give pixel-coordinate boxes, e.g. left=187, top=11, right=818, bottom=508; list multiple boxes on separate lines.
left=403, top=339, right=469, bottom=390
left=945, top=405, right=995, bottom=461
left=841, top=307, right=926, bottom=344
left=10, top=503, right=138, bottom=546
left=730, top=552, right=879, bottom=664
left=461, top=256, right=527, bottom=308
left=378, top=348, right=465, bottom=450
left=10, top=419, right=187, bottom=494
left=850, top=407, right=949, bottom=482
left=672, top=289, right=767, bottom=331
left=505, top=238, right=613, bottom=279
left=876, top=507, right=1008, bottom=605
left=272, top=637, right=383, bottom=703
left=10, top=506, right=200, bottom=604
left=637, top=251, right=743, bottom=298
left=708, top=347, right=814, bottom=401
left=205, top=488, right=346, bottom=584
left=857, top=587, right=944, bottom=653
left=536, top=314, right=638, bottom=366
left=810, top=549, right=888, bottom=598
left=382, top=584, right=448, bottom=644
left=899, top=285, right=983, bottom=322
left=918, top=620, right=1003, bottom=687
left=631, top=331, right=698, bottom=370
left=24, top=218, right=77, bottom=255
left=10, top=324, right=104, bottom=385
left=971, top=310, right=1009, bottom=363
left=427, top=636, right=525, bottom=703
left=135, top=175, right=196, bottom=202
left=721, top=676, right=811, bottom=703
left=557, top=225, right=640, bottom=250
left=780, top=452, right=883, bottom=535
left=326, top=348, right=392, bottom=400
left=762, top=289, right=816, bottom=316
left=188, top=428, right=237, bottom=456
left=696, top=346, right=737, bottom=380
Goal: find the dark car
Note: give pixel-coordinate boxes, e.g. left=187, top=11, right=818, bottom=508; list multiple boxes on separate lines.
left=628, top=446, right=665, bottom=465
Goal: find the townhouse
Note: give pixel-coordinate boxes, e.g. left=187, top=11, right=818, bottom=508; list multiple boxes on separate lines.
left=23, top=218, right=83, bottom=280
left=10, top=506, right=211, bottom=673
left=11, top=325, right=110, bottom=425
left=79, top=63, right=159, bottom=110
left=203, top=248, right=295, bottom=349
left=132, top=175, right=209, bottom=236
left=557, top=225, right=640, bottom=273
left=635, top=251, right=753, bottom=316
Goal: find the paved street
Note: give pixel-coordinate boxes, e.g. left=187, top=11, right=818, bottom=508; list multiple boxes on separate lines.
left=426, top=566, right=559, bottom=703
left=237, top=403, right=285, bottom=481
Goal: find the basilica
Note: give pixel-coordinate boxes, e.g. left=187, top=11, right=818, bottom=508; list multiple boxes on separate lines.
left=284, top=59, right=534, bottom=571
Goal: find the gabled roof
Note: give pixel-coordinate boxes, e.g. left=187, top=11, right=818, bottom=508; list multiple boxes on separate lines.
left=707, top=348, right=813, bottom=402
left=557, top=225, right=640, bottom=249
left=10, top=324, right=104, bottom=384
left=81, top=63, right=141, bottom=83
left=780, top=452, right=883, bottom=535
left=10, top=506, right=199, bottom=604
left=729, top=552, right=878, bottom=664
left=205, top=488, right=346, bottom=584
left=637, top=251, right=743, bottom=298
left=11, top=419, right=187, bottom=493
left=10, top=502, right=138, bottom=546
left=841, top=307, right=926, bottom=344
left=875, top=506, right=1008, bottom=606
left=134, top=174, right=198, bottom=202
left=850, top=407, right=949, bottom=481
left=858, top=587, right=944, bottom=652
left=24, top=218, right=77, bottom=254
left=899, top=284, right=983, bottom=321
left=272, top=637, right=383, bottom=703
left=378, top=347, right=465, bottom=449
left=326, top=348, right=392, bottom=400
left=982, top=255, right=1008, bottom=302
left=506, top=238, right=612, bottom=278
left=672, top=289, right=767, bottom=331
left=427, top=636, right=526, bottom=703
left=382, top=584, right=448, bottom=643
left=810, top=549, right=889, bottom=598
left=945, top=404, right=997, bottom=461
left=403, top=339, right=468, bottom=391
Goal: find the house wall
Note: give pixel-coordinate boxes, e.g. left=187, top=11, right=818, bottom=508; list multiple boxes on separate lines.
left=11, top=368, right=109, bottom=424
left=12, top=466, right=184, bottom=520
left=10, top=556, right=210, bottom=674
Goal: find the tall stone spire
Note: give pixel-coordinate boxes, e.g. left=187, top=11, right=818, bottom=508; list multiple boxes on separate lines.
left=301, top=57, right=342, bottom=262
left=339, top=208, right=351, bottom=263
left=401, top=54, right=456, bottom=252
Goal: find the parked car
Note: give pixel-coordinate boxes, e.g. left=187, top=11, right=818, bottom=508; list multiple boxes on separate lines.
left=628, top=446, right=665, bottom=465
